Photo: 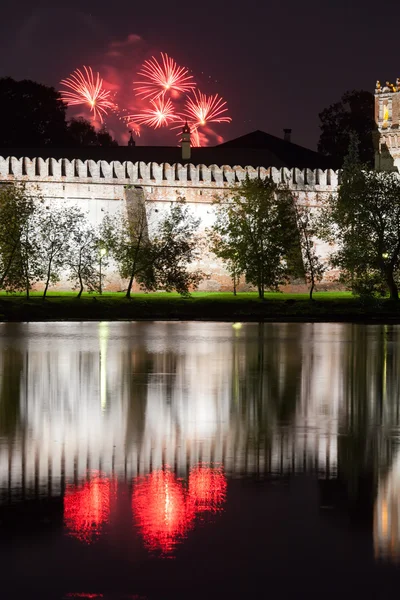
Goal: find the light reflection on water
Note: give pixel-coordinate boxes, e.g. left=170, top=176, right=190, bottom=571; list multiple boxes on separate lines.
left=2, top=321, right=400, bottom=593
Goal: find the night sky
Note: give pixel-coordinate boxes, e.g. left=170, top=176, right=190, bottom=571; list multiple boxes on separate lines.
left=0, top=0, right=397, bottom=149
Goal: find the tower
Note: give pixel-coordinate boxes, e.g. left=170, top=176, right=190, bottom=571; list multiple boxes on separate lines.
left=180, top=122, right=191, bottom=161
left=374, top=80, right=400, bottom=171
left=128, top=130, right=136, bottom=147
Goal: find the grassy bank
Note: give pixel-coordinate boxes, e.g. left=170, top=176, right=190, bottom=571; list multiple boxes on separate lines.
left=0, top=291, right=399, bottom=322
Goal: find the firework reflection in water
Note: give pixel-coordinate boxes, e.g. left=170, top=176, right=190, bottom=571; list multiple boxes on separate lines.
left=132, top=469, right=195, bottom=555
left=132, top=465, right=227, bottom=556
left=63, top=471, right=116, bottom=544
left=188, top=464, right=227, bottom=513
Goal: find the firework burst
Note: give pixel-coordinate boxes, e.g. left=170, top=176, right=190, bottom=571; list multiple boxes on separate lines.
left=134, top=53, right=196, bottom=100
left=60, top=66, right=114, bottom=123
left=171, top=120, right=201, bottom=147
left=127, top=97, right=178, bottom=129
left=189, top=125, right=201, bottom=147
left=183, top=90, right=231, bottom=127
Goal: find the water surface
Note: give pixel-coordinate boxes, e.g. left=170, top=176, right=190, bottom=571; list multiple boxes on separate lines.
left=1, top=321, right=400, bottom=599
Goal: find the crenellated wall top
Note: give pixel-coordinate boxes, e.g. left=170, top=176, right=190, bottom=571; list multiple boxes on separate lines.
left=0, top=155, right=341, bottom=189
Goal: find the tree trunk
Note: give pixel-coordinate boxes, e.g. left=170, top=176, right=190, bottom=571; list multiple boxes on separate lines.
left=43, top=267, right=51, bottom=300
left=309, top=277, right=315, bottom=301
left=386, top=267, right=399, bottom=300
left=125, top=242, right=141, bottom=299
left=24, top=260, right=29, bottom=299
left=43, top=250, right=56, bottom=300
left=77, top=273, right=84, bottom=299
left=126, top=272, right=135, bottom=299
left=0, top=244, right=17, bottom=289
left=233, top=273, right=237, bottom=296
left=76, top=252, right=84, bottom=299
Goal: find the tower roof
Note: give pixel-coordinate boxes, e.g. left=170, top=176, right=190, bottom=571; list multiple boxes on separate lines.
left=182, top=121, right=191, bottom=134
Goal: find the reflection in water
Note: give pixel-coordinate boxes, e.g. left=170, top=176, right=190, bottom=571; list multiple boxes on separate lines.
left=132, top=465, right=227, bottom=555
left=374, top=449, right=400, bottom=562
left=99, top=322, right=108, bottom=413
left=0, top=323, right=400, bottom=563
left=64, top=471, right=116, bottom=544
left=188, top=465, right=227, bottom=513
left=133, top=468, right=195, bottom=555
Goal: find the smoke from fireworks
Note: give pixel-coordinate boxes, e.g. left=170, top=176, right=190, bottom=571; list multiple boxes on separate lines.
left=134, top=53, right=196, bottom=100
left=127, top=97, right=178, bottom=129
left=60, top=66, right=114, bottom=123
left=183, top=90, right=232, bottom=127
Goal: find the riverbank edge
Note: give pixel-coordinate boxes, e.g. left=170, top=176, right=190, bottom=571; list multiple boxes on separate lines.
left=1, top=296, right=400, bottom=323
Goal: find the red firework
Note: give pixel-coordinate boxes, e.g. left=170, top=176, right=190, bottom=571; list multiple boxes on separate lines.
left=171, top=120, right=201, bottom=147
left=189, top=125, right=201, bottom=147
left=60, top=66, right=114, bottom=123
left=183, top=90, right=231, bottom=127
left=128, top=97, right=178, bottom=129
left=134, top=53, right=196, bottom=100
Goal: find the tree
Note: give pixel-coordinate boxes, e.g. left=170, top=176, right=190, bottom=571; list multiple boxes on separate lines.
left=18, top=202, right=43, bottom=298
left=295, top=204, right=326, bottom=300
left=67, top=222, right=104, bottom=298
left=97, top=126, right=119, bottom=147
left=0, top=78, right=68, bottom=147
left=66, top=118, right=118, bottom=147
left=0, top=78, right=119, bottom=148
left=323, top=140, right=400, bottom=300
left=208, top=231, right=242, bottom=295
left=35, top=204, right=87, bottom=299
left=102, top=191, right=203, bottom=298
left=210, top=176, right=299, bottom=299
left=0, top=184, right=36, bottom=292
left=318, top=90, right=375, bottom=167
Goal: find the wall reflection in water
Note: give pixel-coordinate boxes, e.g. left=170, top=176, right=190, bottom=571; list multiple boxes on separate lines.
left=0, top=322, right=400, bottom=559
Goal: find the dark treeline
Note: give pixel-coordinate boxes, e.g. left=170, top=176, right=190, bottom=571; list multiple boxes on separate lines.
left=0, top=78, right=118, bottom=148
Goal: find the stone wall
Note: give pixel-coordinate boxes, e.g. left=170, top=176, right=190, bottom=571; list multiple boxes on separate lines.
left=0, top=155, right=341, bottom=292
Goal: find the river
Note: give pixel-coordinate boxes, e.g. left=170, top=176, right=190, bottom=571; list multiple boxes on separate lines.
left=1, top=321, right=400, bottom=599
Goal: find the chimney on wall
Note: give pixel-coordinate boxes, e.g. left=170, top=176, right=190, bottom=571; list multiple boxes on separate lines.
left=283, top=128, right=292, bottom=143
left=181, top=122, right=191, bottom=160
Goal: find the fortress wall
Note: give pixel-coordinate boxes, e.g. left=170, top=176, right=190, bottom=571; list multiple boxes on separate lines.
left=0, top=156, right=340, bottom=292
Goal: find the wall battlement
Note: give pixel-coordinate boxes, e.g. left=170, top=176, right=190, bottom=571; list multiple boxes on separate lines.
left=0, top=155, right=340, bottom=190
left=0, top=153, right=339, bottom=291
